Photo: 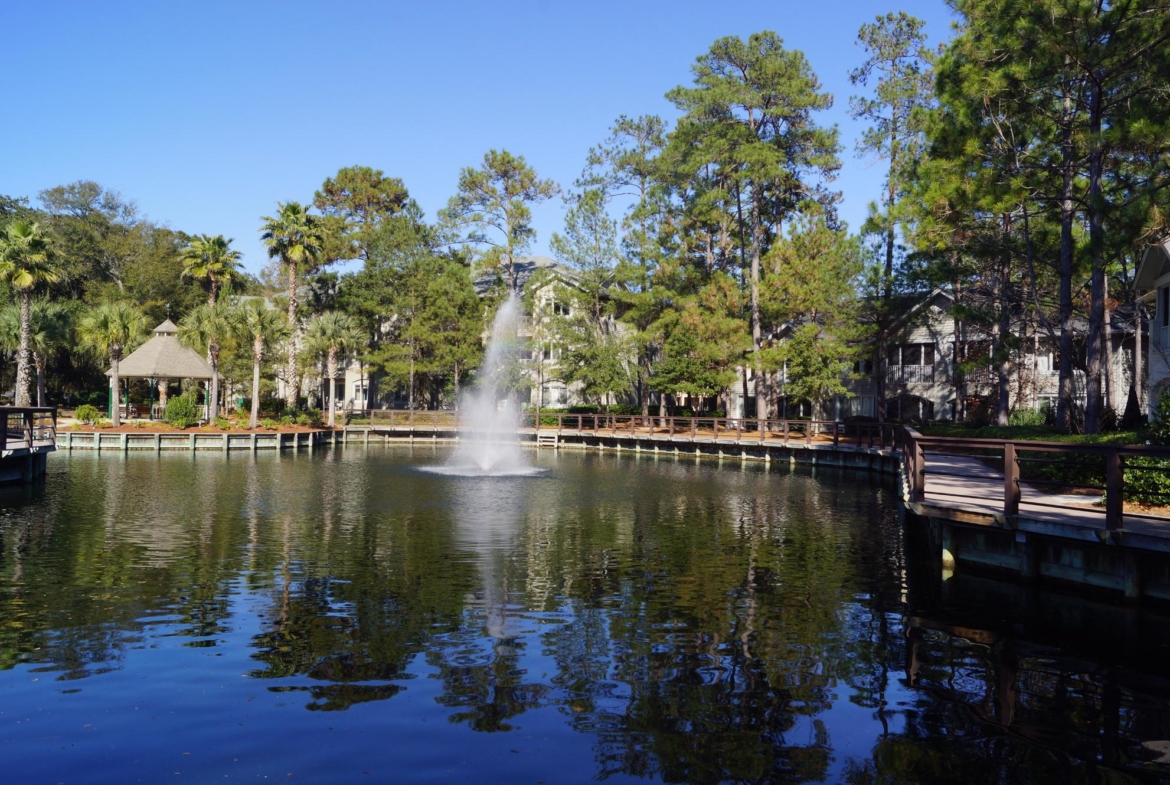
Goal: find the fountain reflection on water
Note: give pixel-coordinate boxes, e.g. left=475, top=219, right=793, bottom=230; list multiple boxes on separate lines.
left=422, top=293, right=545, bottom=477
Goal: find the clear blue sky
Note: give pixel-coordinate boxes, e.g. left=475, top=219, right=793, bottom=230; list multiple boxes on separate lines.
left=3, top=0, right=956, bottom=276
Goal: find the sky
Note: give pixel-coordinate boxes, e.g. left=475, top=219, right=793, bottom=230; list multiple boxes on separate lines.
left=3, top=0, right=957, bottom=276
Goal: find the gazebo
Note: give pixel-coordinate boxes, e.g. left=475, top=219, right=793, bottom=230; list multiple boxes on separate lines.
left=106, top=320, right=213, bottom=418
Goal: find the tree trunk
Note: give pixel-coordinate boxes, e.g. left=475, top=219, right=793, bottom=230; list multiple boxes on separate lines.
left=250, top=339, right=263, bottom=429
left=110, top=354, right=121, bottom=428
left=884, top=113, right=899, bottom=299
left=285, top=260, right=299, bottom=411
left=1135, top=308, right=1145, bottom=414
left=408, top=341, right=415, bottom=412
left=209, top=343, right=220, bottom=422
left=327, top=350, right=338, bottom=428
left=15, top=289, right=31, bottom=407
left=34, top=354, right=45, bottom=408
left=749, top=189, right=765, bottom=432
left=159, top=379, right=169, bottom=409
left=1104, top=275, right=1114, bottom=416
left=1084, top=83, right=1106, bottom=434
left=453, top=361, right=461, bottom=413
left=1056, top=87, right=1077, bottom=432
left=996, top=218, right=1012, bottom=426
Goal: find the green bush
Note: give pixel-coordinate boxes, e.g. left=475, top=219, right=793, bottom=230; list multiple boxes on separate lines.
left=279, top=415, right=295, bottom=426
left=1009, top=406, right=1047, bottom=427
left=213, top=416, right=233, bottom=430
left=75, top=404, right=101, bottom=425
left=165, top=391, right=200, bottom=429
left=259, top=418, right=278, bottom=430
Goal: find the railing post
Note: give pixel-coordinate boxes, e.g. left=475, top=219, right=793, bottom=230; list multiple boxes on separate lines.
left=713, top=419, right=719, bottom=440
left=1003, top=443, right=1020, bottom=518
left=783, top=421, right=789, bottom=445
left=691, top=417, right=697, bottom=438
left=1106, top=449, right=1123, bottom=531
left=736, top=418, right=742, bottom=442
left=557, top=414, right=563, bottom=436
left=914, top=440, right=926, bottom=502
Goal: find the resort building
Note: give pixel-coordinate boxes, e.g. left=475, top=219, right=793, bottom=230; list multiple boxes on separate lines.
left=1135, top=236, right=1170, bottom=417
left=732, top=287, right=1142, bottom=424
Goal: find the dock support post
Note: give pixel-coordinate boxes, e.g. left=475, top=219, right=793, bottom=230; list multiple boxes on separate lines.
left=66, top=431, right=72, bottom=451
left=941, top=523, right=956, bottom=573
left=121, top=432, right=128, bottom=453
left=189, top=432, right=196, bottom=452
left=155, top=432, right=161, bottom=453
left=1124, top=553, right=1142, bottom=601
left=1017, top=532, right=1039, bottom=581
left=251, top=433, right=258, bottom=453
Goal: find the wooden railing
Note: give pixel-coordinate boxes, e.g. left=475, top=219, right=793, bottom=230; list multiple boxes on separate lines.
left=342, top=409, right=905, bottom=450
left=1, top=407, right=57, bottom=451
left=902, top=426, right=1170, bottom=531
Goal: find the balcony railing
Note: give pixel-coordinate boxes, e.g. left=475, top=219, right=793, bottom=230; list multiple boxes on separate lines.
left=887, top=364, right=935, bottom=384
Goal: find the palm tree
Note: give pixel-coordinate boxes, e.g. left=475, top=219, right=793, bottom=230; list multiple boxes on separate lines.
left=231, top=298, right=290, bottom=429
left=178, top=302, right=233, bottom=421
left=27, top=301, right=71, bottom=407
left=77, top=302, right=146, bottom=427
left=180, top=234, right=243, bottom=306
left=302, top=311, right=366, bottom=427
left=260, top=202, right=323, bottom=411
left=0, top=221, right=58, bottom=407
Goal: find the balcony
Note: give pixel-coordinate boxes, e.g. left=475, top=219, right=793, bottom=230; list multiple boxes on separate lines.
left=887, top=364, right=935, bottom=384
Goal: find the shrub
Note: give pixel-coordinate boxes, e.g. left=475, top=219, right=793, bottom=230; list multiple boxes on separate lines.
left=165, top=391, right=200, bottom=429
left=214, top=416, right=233, bottom=430
left=75, top=404, right=101, bottom=425
left=1009, top=406, right=1047, bottom=427
left=259, top=418, right=278, bottom=430
left=279, top=415, right=295, bottom=427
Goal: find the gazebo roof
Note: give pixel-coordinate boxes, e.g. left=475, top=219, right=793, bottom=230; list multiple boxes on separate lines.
left=106, top=321, right=213, bottom=380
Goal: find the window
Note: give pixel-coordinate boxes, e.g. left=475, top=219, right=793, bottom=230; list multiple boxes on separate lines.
left=553, top=302, right=570, bottom=316
left=853, top=359, right=873, bottom=375
left=890, top=344, right=935, bottom=366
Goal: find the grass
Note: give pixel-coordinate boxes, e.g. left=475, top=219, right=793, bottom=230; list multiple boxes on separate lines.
left=917, top=423, right=1143, bottom=446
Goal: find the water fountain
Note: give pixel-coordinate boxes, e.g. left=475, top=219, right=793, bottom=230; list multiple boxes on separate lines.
left=422, top=293, right=543, bottom=477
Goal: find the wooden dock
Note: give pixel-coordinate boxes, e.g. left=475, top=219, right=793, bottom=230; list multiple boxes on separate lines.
left=57, top=428, right=344, bottom=453
left=0, top=407, right=57, bottom=483
left=901, top=427, right=1170, bottom=602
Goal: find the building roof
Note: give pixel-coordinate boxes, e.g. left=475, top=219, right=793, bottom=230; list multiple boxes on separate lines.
left=106, top=321, right=214, bottom=380
left=1134, top=238, right=1170, bottom=290
left=472, top=256, right=579, bottom=296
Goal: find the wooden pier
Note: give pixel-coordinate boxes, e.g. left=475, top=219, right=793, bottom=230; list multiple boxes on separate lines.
left=57, top=428, right=344, bottom=453
left=0, top=407, right=57, bottom=483
left=901, top=427, right=1170, bottom=603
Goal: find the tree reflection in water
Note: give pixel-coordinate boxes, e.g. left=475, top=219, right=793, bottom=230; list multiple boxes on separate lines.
left=0, top=450, right=1167, bottom=783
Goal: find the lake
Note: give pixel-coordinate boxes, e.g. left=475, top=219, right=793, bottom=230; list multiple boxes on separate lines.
left=0, top=447, right=1168, bottom=784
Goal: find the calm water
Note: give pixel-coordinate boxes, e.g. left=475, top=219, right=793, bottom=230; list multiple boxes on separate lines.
left=1, top=448, right=1169, bottom=784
